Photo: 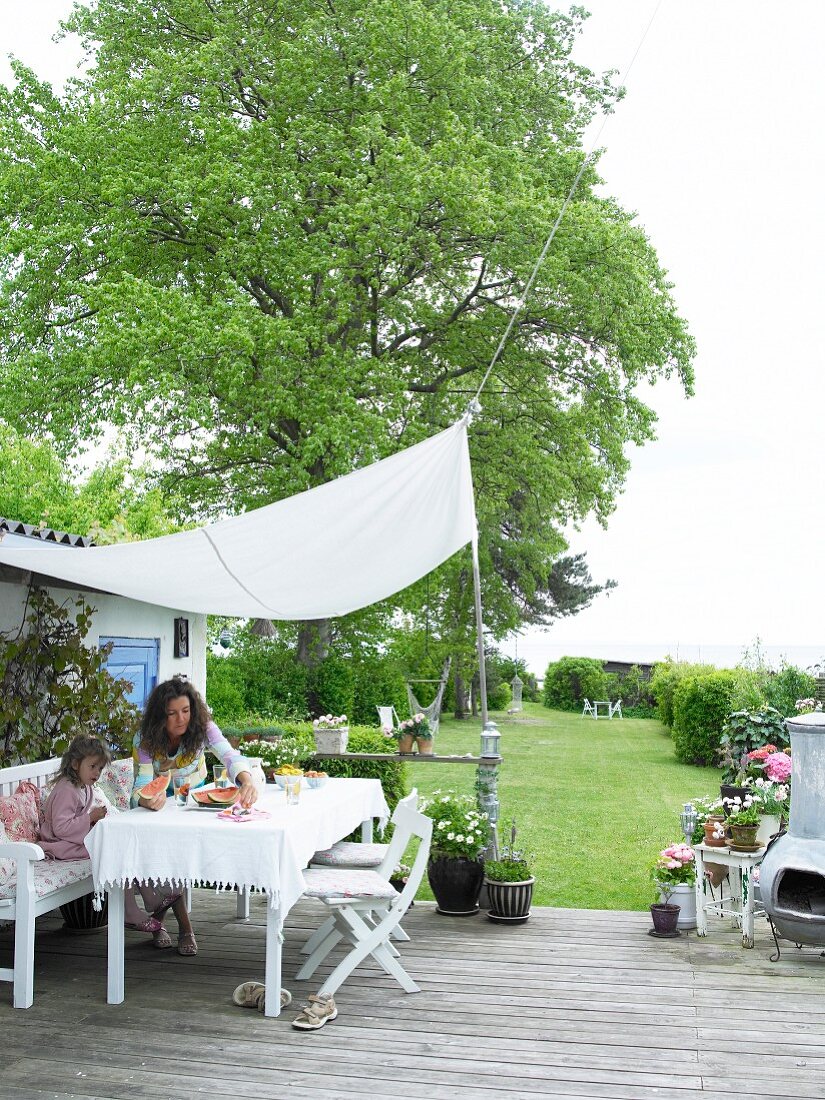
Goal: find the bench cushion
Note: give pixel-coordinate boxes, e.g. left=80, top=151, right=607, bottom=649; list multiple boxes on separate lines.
left=0, top=781, right=42, bottom=843
left=97, top=758, right=134, bottom=814
left=0, top=857, right=91, bottom=901
left=0, top=820, right=14, bottom=887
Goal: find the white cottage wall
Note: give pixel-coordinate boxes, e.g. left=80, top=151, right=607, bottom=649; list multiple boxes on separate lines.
left=0, top=578, right=207, bottom=695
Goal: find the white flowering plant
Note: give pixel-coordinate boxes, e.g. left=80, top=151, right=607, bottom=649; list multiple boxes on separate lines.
left=312, top=714, right=348, bottom=730
left=422, top=790, right=489, bottom=860
left=242, top=735, right=310, bottom=771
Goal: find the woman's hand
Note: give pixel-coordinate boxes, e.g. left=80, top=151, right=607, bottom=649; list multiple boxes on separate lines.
left=138, top=789, right=167, bottom=812
left=236, top=772, right=258, bottom=809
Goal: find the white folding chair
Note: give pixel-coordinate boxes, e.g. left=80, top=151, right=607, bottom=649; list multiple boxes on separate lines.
left=376, top=704, right=401, bottom=733
left=302, top=789, right=419, bottom=954
left=581, top=698, right=595, bottom=718
left=296, top=801, right=432, bottom=996
left=610, top=699, right=623, bottom=719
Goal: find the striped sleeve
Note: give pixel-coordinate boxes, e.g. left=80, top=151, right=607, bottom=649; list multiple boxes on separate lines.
left=130, top=731, right=157, bottom=807
left=205, top=721, right=249, bottom=784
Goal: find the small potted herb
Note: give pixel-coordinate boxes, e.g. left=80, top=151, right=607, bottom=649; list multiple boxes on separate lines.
left=483, top=819, right=534, bottom=924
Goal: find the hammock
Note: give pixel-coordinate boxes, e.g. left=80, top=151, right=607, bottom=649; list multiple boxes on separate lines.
left=406, top=658, right=451, bottom=738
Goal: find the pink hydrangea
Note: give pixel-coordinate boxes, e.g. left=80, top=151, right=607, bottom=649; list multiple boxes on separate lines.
left=764, top=752, right=792, bottom=783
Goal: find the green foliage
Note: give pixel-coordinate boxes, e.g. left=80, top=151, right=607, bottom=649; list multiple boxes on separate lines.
left=485, top=817, right=533, bottom=881
left=615, top=664, right=652, bottom=708
left=205, top=639, right=309, bottom=723
left=718, top=708, right=789, bottom=784
left=422, top=790, right=489, bottom=860
left=350, top=659, right=408, bottom=727
left=649, top=660, right=717, bottom=728
left=204, top=655, right=248, bottom=725
left=763, top=665, right=817, bottom=717
left=0, top=586, right=140, bottom=765
left=542, top=657, right=611, bottom=710
left=0, top=0, right=693, bottom=647
left=671, top=671, right=736, bottom=766
left=487, top=679, right=512, bottom=711
left=309, top=657, right=354, bottom=721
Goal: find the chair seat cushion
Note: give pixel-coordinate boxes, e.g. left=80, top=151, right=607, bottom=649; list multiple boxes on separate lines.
left=97, top=758, right=134, bottom=813
left=302, top=868, right=399, bottom=901
left=0, top=857, right=91, bottom=901
left=310, top=841, right=388, bottom=869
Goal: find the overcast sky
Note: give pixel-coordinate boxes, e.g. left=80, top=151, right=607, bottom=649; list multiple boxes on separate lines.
left=2, top=2, right=823, bottom=672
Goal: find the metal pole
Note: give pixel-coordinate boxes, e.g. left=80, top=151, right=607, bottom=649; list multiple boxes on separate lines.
left=471, top=535, right=489, bottom=728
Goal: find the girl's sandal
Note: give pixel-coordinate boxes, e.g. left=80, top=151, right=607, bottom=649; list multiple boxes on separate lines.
left=177, top=932, right=198, bottom=956
left=232, top=982, right=292, bottom=1011
left=152, top=926, right=173, bottom=949
left=125, top=916, right=163, bottom=933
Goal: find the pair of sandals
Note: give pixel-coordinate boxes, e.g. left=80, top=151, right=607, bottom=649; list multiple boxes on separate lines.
left=125, top=890, right=196, bottom=955
left=232, top=983, right=337, bottom=1029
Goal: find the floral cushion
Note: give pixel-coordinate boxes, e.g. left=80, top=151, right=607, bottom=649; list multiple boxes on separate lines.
left=0, top=857, right=91, bottom=902
left=0, top=781, right=43, bottom=844
left=97, top=758, right=134, bottom=814
left=0, top=818, right=15, bottom=888
left=310, top=841, right=388, bottom=869
left=302, top=867, right=398, bottom=901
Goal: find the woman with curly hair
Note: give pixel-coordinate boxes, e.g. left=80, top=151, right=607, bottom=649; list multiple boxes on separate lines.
left=131, top=677, right=259, bottom=954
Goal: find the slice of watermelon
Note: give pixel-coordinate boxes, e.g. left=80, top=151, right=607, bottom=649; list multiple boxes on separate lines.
left=207, top=786, right=239, bottom=805
left=192, top=789, right=214, bottom=805
left=140, top=774, right=170, bottom=800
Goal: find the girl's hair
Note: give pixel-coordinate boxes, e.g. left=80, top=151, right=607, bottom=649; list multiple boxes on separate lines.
left=54, top=735, right=112, bottom=787
left=140, top=677, right=211, bottom=759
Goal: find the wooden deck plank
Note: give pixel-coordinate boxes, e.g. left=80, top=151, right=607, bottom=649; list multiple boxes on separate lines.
left=2, top=895, right=824, bottom=1099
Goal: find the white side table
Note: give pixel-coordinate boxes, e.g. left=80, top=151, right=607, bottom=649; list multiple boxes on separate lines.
left=694, top=841, right=765, bottom=948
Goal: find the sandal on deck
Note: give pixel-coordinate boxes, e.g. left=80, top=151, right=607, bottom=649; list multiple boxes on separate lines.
left=292, top=994, right=338, bottom=1030
left=125, top=916, right=163, bottom=934
left=152, top=926, right=173, bottom=949
left=152, top=889, right=184, bottom=919
left=177, top=932, right=198, bottom=956
left=232, top=982, right=292, bottom=1012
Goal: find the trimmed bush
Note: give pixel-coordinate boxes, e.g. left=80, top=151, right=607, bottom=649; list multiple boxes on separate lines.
left=672, top=671, right=736, bottom=765
left=649, top=660, right=716, bottom=728
left=542, top=657, right=611, bottom=710
left=763, top=665, right=817, bottom=717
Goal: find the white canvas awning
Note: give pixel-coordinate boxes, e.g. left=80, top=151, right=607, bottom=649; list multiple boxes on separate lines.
left=0, top=419, right=477, bottom=618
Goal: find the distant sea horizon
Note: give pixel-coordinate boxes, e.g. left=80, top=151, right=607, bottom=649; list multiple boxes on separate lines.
left=517, top=639, right=825, bottom=678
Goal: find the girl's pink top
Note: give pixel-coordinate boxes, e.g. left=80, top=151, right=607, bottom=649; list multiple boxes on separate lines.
left=39, top=778, right=95, bottom=860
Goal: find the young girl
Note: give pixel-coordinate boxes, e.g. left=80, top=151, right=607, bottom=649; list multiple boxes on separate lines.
left=40, top=734, right=167, bottom=934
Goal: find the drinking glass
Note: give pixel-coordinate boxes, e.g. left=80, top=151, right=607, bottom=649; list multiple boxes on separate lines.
left=213, top=765, right=228, bottom=788
left=284, top=776, right=301, bottom=805
left=173, top=776, right=190, bottom=806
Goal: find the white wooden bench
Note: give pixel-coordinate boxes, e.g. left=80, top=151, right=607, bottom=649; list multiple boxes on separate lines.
left=0, top=755, right=133, bottom=1009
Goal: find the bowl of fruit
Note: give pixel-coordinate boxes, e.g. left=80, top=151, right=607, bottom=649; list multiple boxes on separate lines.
left=303, top=770, right=329, bottom=789
left=273, top=765, right=303, bottom=789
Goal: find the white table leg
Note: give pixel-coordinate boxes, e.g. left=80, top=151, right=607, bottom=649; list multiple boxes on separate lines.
left=695, top=846, right=708, bottom=937
left=237, top=887, right=250, bottom=920
left=263, top=899, right=284, bottom=1017
left=360, top=818, right=373, bottom=843
left=107, top=886, right=125, bottom=1004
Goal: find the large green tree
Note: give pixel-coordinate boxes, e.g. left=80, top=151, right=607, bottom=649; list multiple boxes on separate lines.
left=0, top=0, right=694, bottom=650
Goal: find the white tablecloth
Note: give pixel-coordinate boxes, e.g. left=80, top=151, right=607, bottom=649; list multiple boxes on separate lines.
left=85, top=778, right=389, bottom=913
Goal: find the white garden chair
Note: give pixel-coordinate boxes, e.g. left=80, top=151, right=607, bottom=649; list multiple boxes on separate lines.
left=296, top=800, right=432, bottom=996
left=581, top=698, right=595, bottom=718
left=302, top=789, right=419, bottom=953
left=376, top=704, right=401, bottom=733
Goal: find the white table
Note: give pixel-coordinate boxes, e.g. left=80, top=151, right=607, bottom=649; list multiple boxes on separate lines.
left=694, top=841, right=765, bottom=948
left=85, top=778, right=389, bottom=1015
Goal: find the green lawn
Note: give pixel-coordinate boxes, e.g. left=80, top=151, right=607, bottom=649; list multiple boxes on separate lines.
left=411, top=701, right=719, bottom=911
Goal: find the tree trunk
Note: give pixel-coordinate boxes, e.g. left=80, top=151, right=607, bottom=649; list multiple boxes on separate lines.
left=453, top=661, right=468, bottom=719
left=296, top=619, right=331, bottom=669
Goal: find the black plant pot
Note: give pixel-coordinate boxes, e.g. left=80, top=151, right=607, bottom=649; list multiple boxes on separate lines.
left=720, top=784, right=749, bottom=817
left=486, top=877, right=535, bottom=924
left=427, top=856, right=484, bottom=916
left=60, top=892, right=108, bottom=935
left=649, top=903, right=680, bottom=937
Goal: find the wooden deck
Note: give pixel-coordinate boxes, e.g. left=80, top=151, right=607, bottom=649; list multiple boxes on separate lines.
left=2, top=894, right=825, bottom=1099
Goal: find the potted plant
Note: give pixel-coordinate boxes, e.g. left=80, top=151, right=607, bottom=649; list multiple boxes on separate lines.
left=724, top=798, right=762, bottom=849
left=397, top=713, right=433, bottom=754
left=422, top=790, right=489, bottom=915
left=483, top=819, right=534, bottom=924
left=651, top=842, right=696, bottom=935
left=718, top=709, right=788, bottom=806
left=311, top=714, right=349, bottom=754
left=382, top=723, right=414, bottom=754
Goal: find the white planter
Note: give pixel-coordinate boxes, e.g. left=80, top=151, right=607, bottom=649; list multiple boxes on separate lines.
left=756, top=814, right=781, bottom=846
left=313, top=727, right=349, bottom=754
left=658, top=883, right=697, bottom=929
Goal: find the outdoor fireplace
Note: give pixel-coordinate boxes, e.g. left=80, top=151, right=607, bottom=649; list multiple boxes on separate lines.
left=759, top=712, right=825, bottom=944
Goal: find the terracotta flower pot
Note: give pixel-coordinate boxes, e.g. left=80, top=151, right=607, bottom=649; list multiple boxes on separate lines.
left=703, top=820, right=727, bottom=847
left=728, top=823, right=760, bottom=848
left=397, top=733, right=414, bottom=754
left=415, top=735, right=434, bottom=755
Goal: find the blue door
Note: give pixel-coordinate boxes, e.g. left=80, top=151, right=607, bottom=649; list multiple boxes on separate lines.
left=100, top=637, right=160, bottom=709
